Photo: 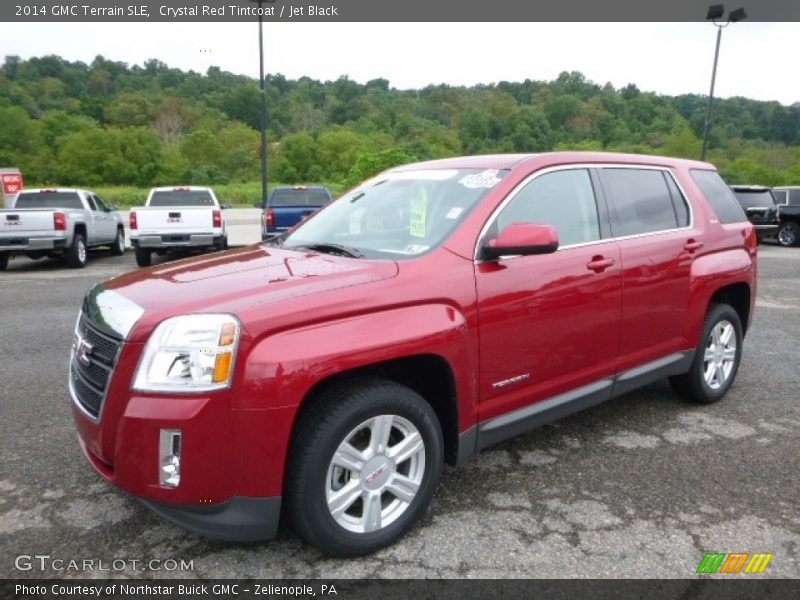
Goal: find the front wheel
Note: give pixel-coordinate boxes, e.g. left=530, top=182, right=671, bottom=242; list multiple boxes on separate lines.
left=669, top=303, right=743, bottom=404
left=286, top=379, right=443, bottom=557
left=67, top=234, right=87, bottom=268
left=134, top=246, right=152, bottom=267
left=777, top=222, right=800, bottom=247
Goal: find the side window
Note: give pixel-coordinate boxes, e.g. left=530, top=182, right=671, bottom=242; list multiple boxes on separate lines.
left=84, top=193, right=97, bottom=211
left=663, top=172, right=690, bottom=227
left=788, top=190, right=800, bottom=206
left=689, top=170, right=746, bottom=224
left=600, top=168, right=679, bottom=236
left=772, top=190, right=788, bottom=205
left=93, top=195, right=108, bottom=212
left=494, top=169, right=601, bottom=247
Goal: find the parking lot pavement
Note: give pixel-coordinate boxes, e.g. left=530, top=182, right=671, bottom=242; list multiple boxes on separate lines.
left=0, top=244, right=797, bottom=579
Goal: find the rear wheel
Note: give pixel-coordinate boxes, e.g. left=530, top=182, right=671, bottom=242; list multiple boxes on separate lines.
left=286, top=379, right=443, bottom=557
left=777, top=222, right=800, bottom=247
left=134, top=246, right=152, bottom=267
left=67, top=234, right=87, bottom=268
left=0, top=253, right=8, bottom=271
left=669, top=303, right=743, bottom=404
left=215, top=235, right=228, bottom=251
left=111, top=228, right=125, bottom=255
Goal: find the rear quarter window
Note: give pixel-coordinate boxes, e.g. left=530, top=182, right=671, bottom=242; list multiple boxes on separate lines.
left=690, top=170, right=747, bottom=224
left=599, top=168, right=680, bottom=236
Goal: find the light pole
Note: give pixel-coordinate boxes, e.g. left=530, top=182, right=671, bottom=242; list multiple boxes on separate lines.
left=249, top=0, right=270, bottom=204
left=701, top=4, right=747, bottom=161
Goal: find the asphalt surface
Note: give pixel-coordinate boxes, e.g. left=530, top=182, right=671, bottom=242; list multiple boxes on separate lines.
left=0, top=241, right=798, bottom=579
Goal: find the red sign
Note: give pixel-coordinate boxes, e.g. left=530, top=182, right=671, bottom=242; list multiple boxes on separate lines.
left=2, top=172, right=22, bottom=196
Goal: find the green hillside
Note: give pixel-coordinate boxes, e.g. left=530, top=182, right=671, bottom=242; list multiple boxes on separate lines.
left=1, top=54, right=798, bottom=203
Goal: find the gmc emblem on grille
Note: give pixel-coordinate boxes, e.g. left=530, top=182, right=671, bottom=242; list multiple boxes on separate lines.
left=74, top=335, right=94, bottom=367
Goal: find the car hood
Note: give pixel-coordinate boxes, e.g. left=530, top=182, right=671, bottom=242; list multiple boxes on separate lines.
left=85, top=245, right=399, bottom=342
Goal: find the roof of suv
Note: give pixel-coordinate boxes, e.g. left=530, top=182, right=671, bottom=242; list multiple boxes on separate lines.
left=390, top=152, right=715, bottom=173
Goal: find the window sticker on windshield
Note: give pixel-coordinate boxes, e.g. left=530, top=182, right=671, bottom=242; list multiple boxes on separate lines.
left=459, top=169, right=501, bottom=189
left=446, top=207, right=464, bottom=219
left=409, top=188, right=428, bottom=238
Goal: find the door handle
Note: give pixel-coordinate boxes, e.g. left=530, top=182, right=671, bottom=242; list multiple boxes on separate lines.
left=684, top=240, right=704, bottom=252
left=586, top=256, right=615, bottom=272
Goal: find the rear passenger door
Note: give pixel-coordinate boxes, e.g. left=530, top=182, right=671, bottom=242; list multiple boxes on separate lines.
left=475, top=167, right=622, bottom=421
left=91, top=194, right=117, bottom=242
left=597, top=167, right=696, bottom=371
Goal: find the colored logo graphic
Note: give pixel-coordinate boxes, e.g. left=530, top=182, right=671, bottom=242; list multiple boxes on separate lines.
left=696, top=552, right=773, bottom=574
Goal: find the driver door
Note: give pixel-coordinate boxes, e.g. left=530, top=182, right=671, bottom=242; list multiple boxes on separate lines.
left=475, top=167, right=622, bottom=423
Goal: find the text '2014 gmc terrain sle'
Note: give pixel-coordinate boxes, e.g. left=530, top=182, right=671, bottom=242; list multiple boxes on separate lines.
left=70, top=153, right=756, bottom=556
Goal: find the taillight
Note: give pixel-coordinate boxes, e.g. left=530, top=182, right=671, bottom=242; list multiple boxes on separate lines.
left=130, top=211, right=138, bottom=230
left=53, top=212, right=66, bottom=231
left=213, top=210, right=222, bottom=228
left=266, top=208, right=275, bottom=228
left=745, top=225, right=758, bottom=253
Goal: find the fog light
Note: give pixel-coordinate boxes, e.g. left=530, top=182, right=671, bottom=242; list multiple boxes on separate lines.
left=159, top=429, right=181, bottom=487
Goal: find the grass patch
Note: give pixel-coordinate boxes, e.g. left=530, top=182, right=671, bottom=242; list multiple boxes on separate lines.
left=94, top=181, right=346, bottom=209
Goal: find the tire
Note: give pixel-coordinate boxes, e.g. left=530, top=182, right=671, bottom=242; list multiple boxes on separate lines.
left=286, top=378, right=444, bottom=557
left=669, top=303, right=743, bottom=404
left=777, top=222, right=800, bottom=247
left=215, top=235, right=228, bottom=251
left=134, top=246, right=152, bottom=267
left=0, top=253, right=8, bottom=271
left=110, top=228, right=125, bottom=255
left=67, top=233, right=87, bottom=268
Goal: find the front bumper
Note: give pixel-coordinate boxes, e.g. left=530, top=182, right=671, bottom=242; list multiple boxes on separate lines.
left=141, top=496, right=281, bottom=542
left=132, top=234, right=222, bottom=248
left=72, top=376, right=297, bottom=541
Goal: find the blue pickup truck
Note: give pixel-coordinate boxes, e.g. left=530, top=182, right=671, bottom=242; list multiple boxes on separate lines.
left=261, top=185, right=333, bottom=239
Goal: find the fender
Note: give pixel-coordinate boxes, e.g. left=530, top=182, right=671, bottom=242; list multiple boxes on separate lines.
left=238, top=303, right=478, bottom=430
left=686, top=246, right=754, bottom=344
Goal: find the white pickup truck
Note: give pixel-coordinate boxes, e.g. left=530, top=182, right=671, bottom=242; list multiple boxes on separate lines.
left=0, top=188, right=125, bottom=270
left=129, top=186, right=229, bottom=267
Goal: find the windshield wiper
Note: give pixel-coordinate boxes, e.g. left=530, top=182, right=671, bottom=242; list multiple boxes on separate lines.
left=290, top=243, right=364, bottom=258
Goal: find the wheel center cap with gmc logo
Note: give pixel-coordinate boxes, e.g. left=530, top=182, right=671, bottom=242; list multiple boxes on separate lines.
left=362, top=456, right=393, bottom=490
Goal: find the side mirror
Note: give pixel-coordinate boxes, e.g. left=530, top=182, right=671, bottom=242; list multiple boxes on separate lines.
left=481, top=222, right=559, bottom=260
left=108, top=204, right=118, bottom=212
left=222, top=202, right=232, bottom=209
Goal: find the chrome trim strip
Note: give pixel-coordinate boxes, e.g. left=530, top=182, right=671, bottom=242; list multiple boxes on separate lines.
left=474, top=163, right=695, bottom=262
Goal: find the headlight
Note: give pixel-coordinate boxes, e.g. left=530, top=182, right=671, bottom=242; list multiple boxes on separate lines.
left=133, top=314, right=240, bottom=392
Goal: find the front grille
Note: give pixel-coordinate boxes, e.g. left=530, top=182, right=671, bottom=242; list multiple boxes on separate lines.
left=71, top=313, right=123, bottom=419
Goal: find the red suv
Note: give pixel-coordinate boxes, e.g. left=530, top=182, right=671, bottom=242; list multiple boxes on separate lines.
left=69, top=153, right=756, bottom=556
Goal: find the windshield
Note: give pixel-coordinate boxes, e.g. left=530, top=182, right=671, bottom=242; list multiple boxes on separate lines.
left=15, top=192, right=83, bottom=209
left=276, top=168, right=506, bottom=259
left=149, top=190, right=215, bottom=207
left=732, top=190, right=776, bottom=209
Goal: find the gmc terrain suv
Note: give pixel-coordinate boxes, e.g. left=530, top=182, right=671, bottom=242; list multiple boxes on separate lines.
left=69, top=153, right=756, bottom=556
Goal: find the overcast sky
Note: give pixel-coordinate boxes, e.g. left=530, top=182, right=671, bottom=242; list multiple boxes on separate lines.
left=2, top=22, right=798, bottom=105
